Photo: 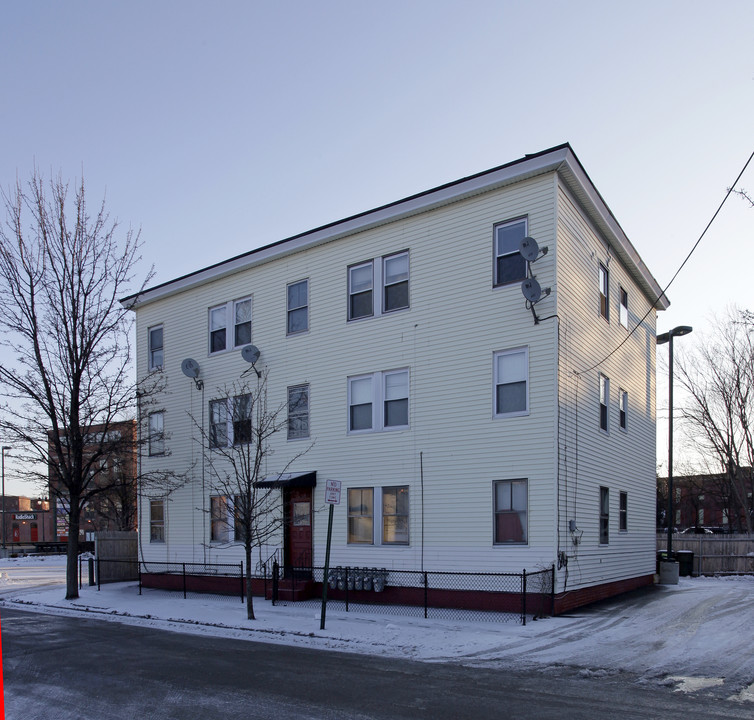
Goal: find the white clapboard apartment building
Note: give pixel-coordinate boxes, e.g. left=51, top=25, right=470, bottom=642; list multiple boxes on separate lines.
left=124, top=144, right=668, bottom=613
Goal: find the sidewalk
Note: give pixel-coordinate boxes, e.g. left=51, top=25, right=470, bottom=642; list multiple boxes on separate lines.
left=2, top=557, right=754, bottom=701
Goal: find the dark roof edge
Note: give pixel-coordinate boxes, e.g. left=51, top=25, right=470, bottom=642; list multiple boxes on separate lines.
left=121, top=144, right=572, bottom=306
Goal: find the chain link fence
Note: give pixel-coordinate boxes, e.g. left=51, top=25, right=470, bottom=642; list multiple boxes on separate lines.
left=81, top=557, right=554, bottom=624
left=270, top=564, right=554, bottom=625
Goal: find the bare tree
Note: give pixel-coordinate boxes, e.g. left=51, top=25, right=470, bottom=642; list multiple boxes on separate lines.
left=195, top=371, right=311, bottom=620
left=674, top=307, right=754, bottom=534
left=0, top=171, right=153, bottom=598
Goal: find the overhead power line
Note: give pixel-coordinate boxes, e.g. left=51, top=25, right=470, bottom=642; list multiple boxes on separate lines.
left=574, top=148, right=754, bottom=377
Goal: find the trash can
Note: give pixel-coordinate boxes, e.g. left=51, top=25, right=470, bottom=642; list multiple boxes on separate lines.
left=676, top=550, right=694, bottom=577
left=657, top=550, right=673, bottom=573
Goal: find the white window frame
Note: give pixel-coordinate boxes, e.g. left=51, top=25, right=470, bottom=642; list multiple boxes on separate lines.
left=382, top=251, right=410, bottom=314
left=494, top=347, right=529, bottom=418
left=149, top=499, right=165, bottom=543
left=209, top=394, right=252, bottom=448
left=208, top=296, right=252, bottom=355
left=347, top=487, right=374, bottom=544
left=493, top=479, right=528, bottom=545
left=619, top=287, right=628, bottom=328
left=348, top=369, right=409, bottom=434
left=493, top=217, right=528, bottom=287
left=210, top=494, right=243, bottom=543
left=348, top=252, right=410, bottom=321
left=148, top=324, right=163, bottom=371
left=619, top=389, right=628, bottom=432
left=287, top=384, right=310, bottom=440
left=287, top=279, right=309, bottom=335
left=599, top=263, right=609, bottom=321
left=382, top=486, right=409, bottom=545
left=148, top=411, right=165, bottom=456
left=599, top=374, right=610, bottom=432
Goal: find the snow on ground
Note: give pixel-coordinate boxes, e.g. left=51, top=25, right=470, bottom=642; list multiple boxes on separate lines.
left=2, top=555, right=754, bottom=700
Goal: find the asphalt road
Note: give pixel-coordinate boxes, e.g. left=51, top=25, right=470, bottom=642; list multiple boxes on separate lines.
left=2, top=606, right=751, bottom=720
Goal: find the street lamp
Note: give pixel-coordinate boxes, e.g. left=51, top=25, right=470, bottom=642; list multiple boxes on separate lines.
left=656, top=326, right=692, bottom=559
left=1, top=446, right=11, bottom=551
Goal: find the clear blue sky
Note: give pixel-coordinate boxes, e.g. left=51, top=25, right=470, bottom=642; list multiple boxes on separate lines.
left=1, top=0, right=753, bottom=494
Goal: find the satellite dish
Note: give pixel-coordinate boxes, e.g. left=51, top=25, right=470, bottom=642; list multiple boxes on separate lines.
left=241, top=345, right=260, bottom=365
left=521, top=277, right=543, bottom=303
left=520, top=236, right=548, bottom=263
left=181, top=358, right=200, bottom=379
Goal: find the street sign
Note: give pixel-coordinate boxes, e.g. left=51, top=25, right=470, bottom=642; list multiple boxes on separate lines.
left=324, top=479, right=341, bottom=505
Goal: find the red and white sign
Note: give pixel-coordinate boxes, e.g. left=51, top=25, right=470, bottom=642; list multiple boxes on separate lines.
left=324, top=479, right=341, bottom=505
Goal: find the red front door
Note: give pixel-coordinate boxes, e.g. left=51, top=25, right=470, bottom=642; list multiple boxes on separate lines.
left=285, top=487, right=312, bottom=570
left=12, top=525, right=20, bottom=543
left=31, top=523, right=39, bottom=542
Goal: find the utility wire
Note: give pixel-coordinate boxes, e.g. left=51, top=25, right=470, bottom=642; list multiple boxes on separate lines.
left=574, top=148, right=754, bottom=377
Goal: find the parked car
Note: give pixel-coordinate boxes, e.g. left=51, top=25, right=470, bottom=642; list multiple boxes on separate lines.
left=680, top=526, right=713, bottom=534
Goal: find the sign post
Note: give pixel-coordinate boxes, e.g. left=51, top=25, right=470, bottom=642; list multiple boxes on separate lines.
left=320, top=479, right=341, bottom=630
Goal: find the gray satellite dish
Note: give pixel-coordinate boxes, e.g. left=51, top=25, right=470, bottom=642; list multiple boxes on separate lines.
left=181, top=358, right=200, bottom=379
left=521, top=277, right=543, bottom=303
left=241, top=345, right=260, bottom=365
left=520, top=236, right=548, bottom=263
left=181, top=358, right=203, bottom=390
left=241, top=345, right=261, bottom=377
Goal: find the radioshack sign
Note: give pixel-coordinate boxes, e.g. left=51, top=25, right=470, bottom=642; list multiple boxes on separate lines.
left=14, top=513, right=37, bottom=521
left=324, top=479, right=341, bottom=505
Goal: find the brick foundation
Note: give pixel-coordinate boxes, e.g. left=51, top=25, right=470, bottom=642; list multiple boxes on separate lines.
left=553, top=574, right=654, bottom=615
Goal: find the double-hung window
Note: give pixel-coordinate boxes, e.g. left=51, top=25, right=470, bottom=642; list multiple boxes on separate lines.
left=348, top=369, right=409, bottom=433
left=494, top=479, right=528, bottom=544
left=599, top=487, right=609, bottom=544
left=148, top=411, right=165, bottom=456
left=348, top=252, right=410, bottom=320
left=383, top=252, right=409, bottom=313
left=210, top=495, right=244, bottom=543
left=148, top=325, right=163, bottom=370
left=210, top=394, right=252, bottom=447
left=619, top=389, right=628, bottom=431
left=382, top=486, right=409, bottom=544
left=287, top=279, right=309, bottom=334
left=619, top=491, right=627, bottom=531
left=599, top=374, right=609, bottom=432
left=347, top=487, right=374, bottom=544
left=287, top=384, right=310, bottom=440
left=494, top=218, right=527, bottom=286
left=209, top=297, right=252, bottom=354
left=150, top=499, right=165, bottom=543
left=494, top=348, right=529, bottom=417
left=599, top=263, right=609, bottom=320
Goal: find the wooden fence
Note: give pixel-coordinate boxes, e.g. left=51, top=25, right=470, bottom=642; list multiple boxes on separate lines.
left=656, top=534, right=754, bottom=576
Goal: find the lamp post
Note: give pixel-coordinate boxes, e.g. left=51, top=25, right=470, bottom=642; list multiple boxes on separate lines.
left=656, top=326, right=692, bottom=559
left=1, top=446, right=11, bottom=551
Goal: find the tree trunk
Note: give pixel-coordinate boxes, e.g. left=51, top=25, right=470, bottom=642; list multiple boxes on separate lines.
left=245, top=543, right=255, bottom=620
left=66, top=508, right=81, bottom=600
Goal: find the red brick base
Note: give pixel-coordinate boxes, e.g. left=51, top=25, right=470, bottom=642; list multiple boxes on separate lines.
left=553, top=573, right=654, bottom=615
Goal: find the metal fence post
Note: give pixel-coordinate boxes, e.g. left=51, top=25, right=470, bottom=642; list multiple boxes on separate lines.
left=551, top=563, right=555, bottom=616
left=521, top=569, right=527, bottom=626
left=345, top=567, right=349, bottom=612
left=97, top=558, right=101, bottom=591
left=272, top=560, right=279, bottom=605
left=139, top=563, right=142, bottom=596
left=240, top=562, right=244, bottom=603
left=423, top=572, right=428, bottom=619
left=88, top=557, right=95, bottom=587
left=182, top=563, right=187, bottom=599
